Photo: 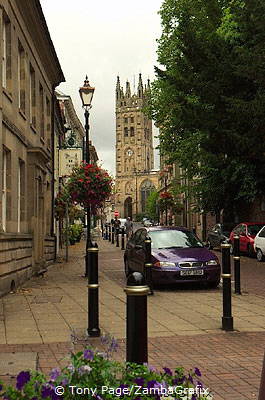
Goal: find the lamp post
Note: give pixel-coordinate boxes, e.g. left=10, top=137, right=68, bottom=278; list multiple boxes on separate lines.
left=79, top=76, right=95, bottom=260
left=79, top=77, right=100, bottom=337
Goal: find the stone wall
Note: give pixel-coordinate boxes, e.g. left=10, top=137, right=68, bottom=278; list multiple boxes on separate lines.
left=0, top=235, right=33, bottom=297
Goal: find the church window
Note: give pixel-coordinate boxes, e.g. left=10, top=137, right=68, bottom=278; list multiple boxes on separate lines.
left=130, top=127, right=134, bottom=136
left=124, top=117, right=128, bottom=123
left=131, top=117, right=134, bottom=123
left=124, top=127, right=128, bottom=136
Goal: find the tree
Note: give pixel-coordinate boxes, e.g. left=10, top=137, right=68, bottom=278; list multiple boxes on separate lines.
left=146, top=191, right=159, bottom=221
left=146, top=0, right=265, bottom=219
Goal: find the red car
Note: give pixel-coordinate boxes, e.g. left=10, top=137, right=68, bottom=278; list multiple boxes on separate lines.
left=229, top=222, right=265, bottom=256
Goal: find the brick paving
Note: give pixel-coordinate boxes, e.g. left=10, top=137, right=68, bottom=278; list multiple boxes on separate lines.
left=0, top=234, right=265, bottom=399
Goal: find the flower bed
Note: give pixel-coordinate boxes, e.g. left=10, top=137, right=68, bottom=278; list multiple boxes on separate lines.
left=0, top=335, right=212, bottom=400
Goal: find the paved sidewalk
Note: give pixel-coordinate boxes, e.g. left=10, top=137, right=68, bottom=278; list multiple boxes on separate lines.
left=0, top=236, right=264, bottom=399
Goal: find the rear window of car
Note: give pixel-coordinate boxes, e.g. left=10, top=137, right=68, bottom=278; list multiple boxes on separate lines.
left=148, top=229, right=204, bottom=249
left=247, top=224, right=265, bottom=235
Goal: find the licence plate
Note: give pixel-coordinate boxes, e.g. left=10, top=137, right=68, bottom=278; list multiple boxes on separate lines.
left=180, top=270, right=204, bottom=276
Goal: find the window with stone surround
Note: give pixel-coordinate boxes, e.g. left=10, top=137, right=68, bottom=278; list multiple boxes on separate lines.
left=18, top=41, right=26, bottom=113
left=29, top=64, right=36, bottom=127
left=17, top=159, right=25, bottom=232
left=39, top=83, right=44, bottom=139
left=2, top=13, right=12, bottom=93
left=2, top=147, right=11, bottom=232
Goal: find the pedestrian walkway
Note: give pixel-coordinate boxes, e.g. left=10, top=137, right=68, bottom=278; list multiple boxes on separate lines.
left=0, top=236, right=264, bottom=399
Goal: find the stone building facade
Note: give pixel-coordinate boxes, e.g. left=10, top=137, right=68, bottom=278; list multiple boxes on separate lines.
left=114, top=75, right=159, bottom=219
left=0, top=0, right=64, bottom=296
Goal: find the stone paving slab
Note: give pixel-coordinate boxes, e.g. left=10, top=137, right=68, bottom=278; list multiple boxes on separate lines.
left=0, top=352, right=38, bottom=375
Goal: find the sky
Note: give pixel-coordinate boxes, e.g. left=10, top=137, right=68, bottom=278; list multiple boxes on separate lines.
left=40, top=0, right=163, bottom=176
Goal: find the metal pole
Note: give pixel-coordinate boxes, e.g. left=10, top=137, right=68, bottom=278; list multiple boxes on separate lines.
left=111, top=225, right=115, bottom=244
left=121, top=227, right=125, bottom=250
left=116, top=230, right=120, bottom=247
left=108, top=224, right=111, bottom=242
left=65, top=202, right=69, bottom=262
left=144, top=237, right=153, bottom=295
left=87, top=246, right=100, bottom=337
left=84, top=109, right=93, bottom=276
left=124, top=272, right=149, bottom=364
left=233, top=235, right=241, bottom=295
left=221, top=243, right=234, bottom=331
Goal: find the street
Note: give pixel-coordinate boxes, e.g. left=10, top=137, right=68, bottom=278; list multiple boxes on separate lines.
left=1, top=237, right=265, bottom=399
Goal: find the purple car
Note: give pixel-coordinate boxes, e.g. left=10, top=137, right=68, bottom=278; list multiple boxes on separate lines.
left=124, top=226, right=221, bottom=288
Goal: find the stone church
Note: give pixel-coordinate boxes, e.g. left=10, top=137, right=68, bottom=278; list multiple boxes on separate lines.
left=114, top=74, right=159, bottom=219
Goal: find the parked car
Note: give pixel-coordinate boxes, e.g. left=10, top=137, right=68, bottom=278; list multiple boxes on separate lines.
left=206, top=223, right=235, bottom=250
left=143, top=219, right=153, bottom=227
left=124, top=226, right=221, bottom=288
left=254, top=226, right=265, bottom=261
left=229, top=222, right=265, bottom=256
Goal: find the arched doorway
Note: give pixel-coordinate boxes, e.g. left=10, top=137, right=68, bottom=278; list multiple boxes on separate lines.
left=124, top=197, right=132, bottom=218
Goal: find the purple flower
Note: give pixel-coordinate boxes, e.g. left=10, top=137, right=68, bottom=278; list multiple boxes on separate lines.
left=197, top=380, right=203, bottom=388
left=41, top=384, right=61, bottom=400
left=61, top=378, right=69, bottom=386
left=109, top=338, right=118, bottom=351
left=188, top=374, right=194, bottom=384
left=147, top=380, right=158, bottom=389
left=78, top=365, right=92, bottom=375
left=194, top=367, right=201, bottom=377
left=143, top=363, right=156, bottom=372
left=134, top=377, right=144, bottom=386
left=16, top=371, right=31, bottom=390
left=0, top=384, right=2, bottom=391
left=67, top=364, right=75, bottom=373
left=100, top=334, right=110, bottom=345
left=163, top=367, right=172, bottom=376
left=119, top=384, right=129, bottom=389
left=192, top=395, right=197, bottom=400
left=49, top=368, right=61, bottom=381
left=84, top=349, right=94, bottom=360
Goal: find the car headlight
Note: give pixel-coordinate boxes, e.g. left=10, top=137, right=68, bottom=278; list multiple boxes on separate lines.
left=154, top=261, right=176, bottom=267
left=206, top=260, right=218, bottom=266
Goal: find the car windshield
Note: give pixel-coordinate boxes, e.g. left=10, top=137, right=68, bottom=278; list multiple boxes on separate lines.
left=247, top=224, right=265, bottom=236
left=148, top=229, right=204, bottom=249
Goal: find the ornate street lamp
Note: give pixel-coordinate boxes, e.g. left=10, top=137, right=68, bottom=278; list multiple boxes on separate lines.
left=79, top=77, right=100, bottom=337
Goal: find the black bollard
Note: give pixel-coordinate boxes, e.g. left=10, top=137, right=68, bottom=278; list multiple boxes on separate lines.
left=116, top=230, right=120, bottom=247
left=111, top=226, right=115, bottom=244
left=121, top=227, right=125, bottom=250
left=87, top=246, right=100, bottom=337
left=108, top=224, right=111, bottom=242
left=124, top=272, right=149, bottom=364
left=221, top=243, right=234, bottom=331
left=144, top=236, right=154, bottom=295
left=233, top=235, right=241, bottom=295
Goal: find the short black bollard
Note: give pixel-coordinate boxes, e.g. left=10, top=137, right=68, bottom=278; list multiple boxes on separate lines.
left=221, top=243, right=234, bottom=331
left=121, top=227, right=125, bottom=250
left=124, top=272, right=149, bottom=364
left=87, top=246, right=100, bottom=337
left=111, top=226, right=115, bottom=244
left=116, top=231, right=120, bottom=247
left=108, top=224, right=111, bottom=242
left=233, top=235, right=241, bottom=295
left=144, top=236, right=154, bottom=295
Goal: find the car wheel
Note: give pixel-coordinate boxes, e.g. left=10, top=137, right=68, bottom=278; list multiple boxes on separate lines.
left=206, top=239, right=212, bottom=250
left=124, top=258, right=132, bottom=277
left=208, top=280, right=220, bottom=289
left=257, top=249, right=264, bottom=262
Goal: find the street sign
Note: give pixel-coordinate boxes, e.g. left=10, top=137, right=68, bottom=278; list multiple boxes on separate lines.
left=114, top=211, right=119, bottom=217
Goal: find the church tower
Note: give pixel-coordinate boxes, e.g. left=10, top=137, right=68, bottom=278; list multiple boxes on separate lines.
left=114, top=74, right=158, bottom=219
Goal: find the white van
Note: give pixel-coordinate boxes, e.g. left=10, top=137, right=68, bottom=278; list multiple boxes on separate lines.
left=254, top=226, right=265, bottom=261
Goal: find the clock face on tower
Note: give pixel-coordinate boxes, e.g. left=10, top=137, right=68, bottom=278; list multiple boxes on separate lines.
left=127, top=149, right=133, bottom=157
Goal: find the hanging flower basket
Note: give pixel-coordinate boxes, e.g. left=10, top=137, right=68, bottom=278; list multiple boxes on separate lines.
left=158, top=192, right=174, bottom=211
left=54, top=190, right=70, bottom=218
left=66, top=163, right=112, bottom=214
